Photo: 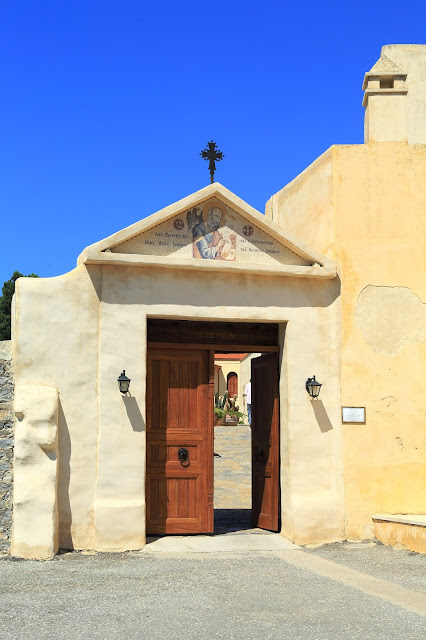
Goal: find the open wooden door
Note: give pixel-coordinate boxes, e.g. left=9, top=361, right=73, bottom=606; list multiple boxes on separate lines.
left=146, top=348, right=214, bottom=534
left=251, top=352, right=280, bottom=531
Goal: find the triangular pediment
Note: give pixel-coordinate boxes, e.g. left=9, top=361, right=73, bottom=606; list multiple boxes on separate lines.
left=368, top=54, right=404, bottom=75
left=78, top=184, right=336, bottom=278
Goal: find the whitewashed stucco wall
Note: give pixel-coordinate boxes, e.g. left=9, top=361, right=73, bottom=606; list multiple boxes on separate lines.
left=12, top=263, right=343, bottom=553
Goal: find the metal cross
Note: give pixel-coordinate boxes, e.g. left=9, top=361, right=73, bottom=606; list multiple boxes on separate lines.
left=200, top=141, right=224, bottom=184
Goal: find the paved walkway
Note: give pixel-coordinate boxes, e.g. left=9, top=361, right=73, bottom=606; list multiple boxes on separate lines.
left=213, top=423, right=257, bottom=536
left=214, top=423, right=251, bottom=510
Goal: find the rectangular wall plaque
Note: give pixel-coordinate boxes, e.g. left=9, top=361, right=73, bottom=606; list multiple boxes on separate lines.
left=342, top=407, right=366, bottom=424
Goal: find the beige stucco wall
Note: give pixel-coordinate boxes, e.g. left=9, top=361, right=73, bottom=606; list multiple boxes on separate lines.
left=12, top=260, right=344, bottom=553
left=365, top=93, right=407, bottom=143
left=382, top=45, right=426, bottom=144
left=13, top=268, right=101, bottom=551
left=239, top=353, right=261, bottom=415
left=12, top=385, right=59, bottom=559
left=214, top=360, right=241, bottom=399
left=266, top=148, right=336, bottom=259
left=267, top=142, right=426, bottom=539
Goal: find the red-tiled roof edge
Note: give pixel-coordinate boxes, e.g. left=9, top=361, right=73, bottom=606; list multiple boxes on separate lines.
left=215, top=353, right=249, bottom=360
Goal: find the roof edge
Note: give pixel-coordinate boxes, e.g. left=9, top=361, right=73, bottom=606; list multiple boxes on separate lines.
left=77, top=182, right=336, bottom=271
left=81, top=248, right=337, bottom=279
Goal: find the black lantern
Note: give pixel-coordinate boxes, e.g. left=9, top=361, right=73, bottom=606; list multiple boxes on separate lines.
left=117, top=370, right=131, bottom=394
left=306, top=375, right=322, bottom=399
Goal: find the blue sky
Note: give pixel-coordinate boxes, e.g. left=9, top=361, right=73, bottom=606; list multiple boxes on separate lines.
left=1, top=0, right=425, bottom=284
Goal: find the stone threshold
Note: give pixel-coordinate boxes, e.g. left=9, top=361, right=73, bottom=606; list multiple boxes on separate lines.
left=372, top=513, right=426, bottom=527
left=143, top=532, right=300, bottom=553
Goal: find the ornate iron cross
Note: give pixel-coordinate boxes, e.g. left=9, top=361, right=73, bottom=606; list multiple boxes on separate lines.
left=200, top=141, right=224, bottom=184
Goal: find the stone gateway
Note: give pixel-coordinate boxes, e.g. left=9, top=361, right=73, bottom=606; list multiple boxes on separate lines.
left=4, top=44, right=426, bottom=558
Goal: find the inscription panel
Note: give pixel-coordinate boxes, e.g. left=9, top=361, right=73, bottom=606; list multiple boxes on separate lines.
left=342, top=407, right=366, bottom=424
left=112, top=198, right=310, bottom=267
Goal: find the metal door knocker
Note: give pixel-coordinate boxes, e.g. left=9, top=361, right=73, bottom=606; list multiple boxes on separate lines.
left=178, top=448, right=190, bottom=466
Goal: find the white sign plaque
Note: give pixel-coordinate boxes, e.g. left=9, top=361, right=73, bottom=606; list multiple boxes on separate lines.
left=342, top=407, right=366, bottom=424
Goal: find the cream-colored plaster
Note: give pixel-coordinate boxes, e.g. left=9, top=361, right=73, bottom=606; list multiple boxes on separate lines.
left=11, top=385, right=59, bottom=559
left=13, top=268, right=101, bottom=550
left=13, top=186, right=343, bottom=556
left=239, top=354, right=261, bottom=409
left=15, top=265, right=344, bottom=552
left=362, top=53, right=408, bottom=143
left=266, top=148, right=336, bottom=260
left=383, top=45, right=426, bottom=144
left=95, top=264, right=344, bottom=547
left=95, top=295, right=146, bottom=551
left=214, top=359, right=241, bottom=399
left=373, top=518, right=426, bottom=555
left=365, top=93, right=407, bottom=143
left=268, top=141, right=426, bottom=540
left=355, top=285, right=426, bottom=356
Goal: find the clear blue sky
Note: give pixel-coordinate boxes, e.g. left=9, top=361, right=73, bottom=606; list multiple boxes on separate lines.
left=1, top=0, right=425, bottom=284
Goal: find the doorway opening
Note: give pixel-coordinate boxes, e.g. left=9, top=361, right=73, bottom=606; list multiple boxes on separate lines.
left=213, top=351, right=257, bottom=533
left=146, top=319, right=281, bottom=536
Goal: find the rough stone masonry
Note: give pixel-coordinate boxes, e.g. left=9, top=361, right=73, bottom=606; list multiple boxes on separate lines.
left=0, top=340, right=13, bottom=552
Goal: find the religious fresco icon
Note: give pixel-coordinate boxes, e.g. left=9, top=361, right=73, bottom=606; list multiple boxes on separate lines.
left=186, top=205, right=236, bottom=261
left=173, top=218, right=184, bottom=230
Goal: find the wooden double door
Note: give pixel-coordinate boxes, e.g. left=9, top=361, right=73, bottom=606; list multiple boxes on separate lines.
left=146, top=347, right=279, bottom=534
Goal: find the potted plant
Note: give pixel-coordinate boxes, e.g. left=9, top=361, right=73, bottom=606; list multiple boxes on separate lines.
left=214, top=391, right=246, bottom=426
left=214, top=406, right=245, bottom=426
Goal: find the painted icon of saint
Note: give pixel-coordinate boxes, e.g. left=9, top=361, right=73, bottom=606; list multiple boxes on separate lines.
left=186, top=206, right=236, bottom=261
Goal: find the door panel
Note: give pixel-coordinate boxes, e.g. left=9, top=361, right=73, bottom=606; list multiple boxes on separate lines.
left=146, top=348, right=213, bottom=534
left=227, top=372, right=238, bottom=398
left=251, top=352, right=280, bottom=531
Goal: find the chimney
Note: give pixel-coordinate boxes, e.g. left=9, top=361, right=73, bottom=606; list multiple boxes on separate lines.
left=363, top=54, right=408, bottom=143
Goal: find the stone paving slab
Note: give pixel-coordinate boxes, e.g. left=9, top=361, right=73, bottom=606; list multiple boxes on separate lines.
left=214, top=424, right=251, bottom=509
left=144, top=532, right=299, bottom=553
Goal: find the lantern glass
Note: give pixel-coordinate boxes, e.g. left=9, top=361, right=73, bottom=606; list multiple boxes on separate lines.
left=117, top=370, right=131, bottom=394
left=306, top=376, right=321, bottom=399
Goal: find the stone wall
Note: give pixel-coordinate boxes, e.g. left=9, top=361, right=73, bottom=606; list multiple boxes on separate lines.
left=0, top=340, right=13, bottom=552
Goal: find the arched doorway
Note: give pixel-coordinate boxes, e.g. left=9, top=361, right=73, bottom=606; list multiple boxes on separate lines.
left=227, top=371, right=238, bottom=398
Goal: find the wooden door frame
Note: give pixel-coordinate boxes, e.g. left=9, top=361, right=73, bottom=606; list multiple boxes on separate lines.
left=146, top=340, right=281, bottom=533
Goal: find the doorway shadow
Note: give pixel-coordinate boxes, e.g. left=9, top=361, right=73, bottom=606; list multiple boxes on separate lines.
left=214, top=509, right=252, bottom=534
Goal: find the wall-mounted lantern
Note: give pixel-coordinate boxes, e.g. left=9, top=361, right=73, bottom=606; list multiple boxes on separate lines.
left=117, top=370, right=131, bottom=394
left=306, top=375, right=322, bottom=399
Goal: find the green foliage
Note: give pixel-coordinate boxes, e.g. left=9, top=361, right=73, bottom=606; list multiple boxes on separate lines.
left=214, top=406, right=246, bottom=424
left=0, top=271, right=38, bottom=340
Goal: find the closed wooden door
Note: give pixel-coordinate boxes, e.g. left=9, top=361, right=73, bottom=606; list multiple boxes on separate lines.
left=251, top=352, right=280, bottom=531
left=146, top=348, right=214, bottom=534
left=227, top=371, right=238, bottom=398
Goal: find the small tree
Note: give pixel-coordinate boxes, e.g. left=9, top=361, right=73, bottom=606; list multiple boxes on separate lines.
left=0, top=271, right=38, bottom=340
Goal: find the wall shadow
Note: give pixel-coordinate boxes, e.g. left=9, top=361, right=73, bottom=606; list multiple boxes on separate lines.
left=57, top=399, right=73, bottom=549
left=310, top=399, right=333, bottom=433
left=123, top=396, right=145, bottom=432
left=101, top=268, right=342, bottom=311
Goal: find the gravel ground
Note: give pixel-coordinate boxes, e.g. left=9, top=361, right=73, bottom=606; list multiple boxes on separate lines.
left=0, top=545, right=425, bottom=640
left=307, top=540, right=426, bottom=595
